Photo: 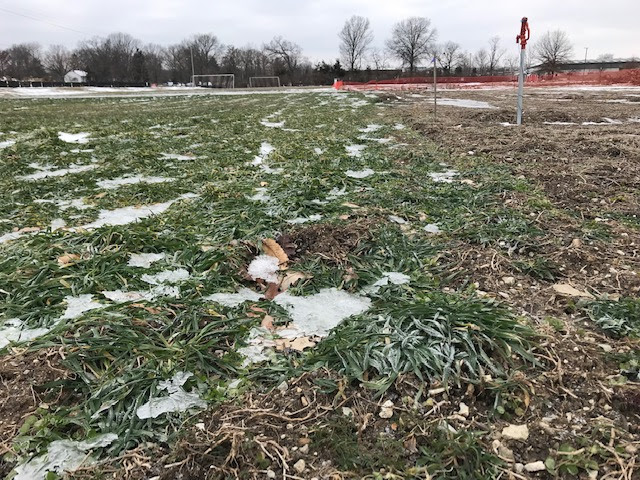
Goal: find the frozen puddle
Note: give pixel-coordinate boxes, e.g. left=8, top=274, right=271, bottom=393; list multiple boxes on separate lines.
left=78, top=193, right=197, bottom=230
left=58, top=132, right=91, bottom=144
left=437, top=98, right=496, bottom=109
left=345, top=144, right=366, bottom=157
left=286, top=214, right=322, bottom=224
left=14, top=433, right=117, bottom=480
left=18, top=163, right=97, bottom=181
left=97, top=175, right=174, bottom=189
left=137, top=371, right=206, bottom=419
left=346, top=168, right=375, bottom=179
left=128, top=252, right=166, bottom=268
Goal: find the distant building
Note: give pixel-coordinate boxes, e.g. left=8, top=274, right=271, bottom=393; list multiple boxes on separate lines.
left=532, top=60, right=639, bottom=74
left=64, top=70, right=88, bottom=83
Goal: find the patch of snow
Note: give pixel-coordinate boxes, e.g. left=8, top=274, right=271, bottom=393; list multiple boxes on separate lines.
left=141, top=268, right=190, bottom=285
left=345, top=168, right=375, bottom=179
left=388, top=215, right=407, bottom=224
left=0, top=140, right=15, bottom=149
left=102, top=290, right=150, bottom=303
left=58, top=132, right=91, bottom=144
left=429, top=170, right=458, bottom=183
left=359, top=124, right=382, bottom=133
left=499, top=122, right=516, bottom=127
left=237, top=327, right=276, bottom=366
left=97, top=175, right=173, bottom=189
left=393, top=124, right=405, bottom=130
left=205, top=288, right=263, bottom=307
left=362, top=272, right=411, bottom=295
left=286, top=214, right=322, bottom=224
left=61, top=294, right=104, bottom=320
left=313, top=148, right=324, bottom=155
left=424, top=223, right=441, bottom=234
left=358, top=135, right=393, bottom=144
left=260, top=119, right=285, bottom=128
left=50, top=218, right=66, bottom=231
left=128, top=252, right=166, bottom=268
left=18, top=163, right=97, bottom=181
left=69, top=148, right=94, bottom=153
left=544, top=121, right=577, bottom=125
left=327, top=187, right=348, bottom=199
left=0, top=231, right=26, bottom=244
left=248, top=255, right=279, bottom=283
left=14, top=433, right=118, bottom=480
left=0, top=319, right=51, bottom=349
left=136, top=372, right=206, bottom=419
left=437, top=98, right=496, bottom=109
left=345, top=144, right=366, bottom=157
left=248, top=187, right=271, bottom=202
left=159, top=152, right=196, bottom=161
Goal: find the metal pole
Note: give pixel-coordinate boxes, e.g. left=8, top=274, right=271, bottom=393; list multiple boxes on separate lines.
left=517, top=48, right=525, bottom=125
left=584, top=47, right=588, bottom=74
left=190, top=47, right=195, bottom=87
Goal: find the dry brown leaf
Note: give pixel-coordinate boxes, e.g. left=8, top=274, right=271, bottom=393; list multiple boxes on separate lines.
left=280, top=271, right=310, bottom=292
left=261, top=315, right=275, bottom=331
left=262, top=238, right=288, bottom=269
left=95, top=192, right=107, bottom=199
left=338, top=214, right=351, bottom=220
left=247, top=305, right=267, bottom=317
left=342, top=202, right=361, bottom=209
left=552, top=283, right=594, bottom=299
left=264, top=282, right=280, bottom=300
left=260, top=181, right=269, bottom=187
left=288, top=337, right=316, bottom=352
left=57, top=253, right=80, bottom=267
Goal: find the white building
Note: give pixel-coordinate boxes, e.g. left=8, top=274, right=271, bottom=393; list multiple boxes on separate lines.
left=64, top=70, right=88, bottom=83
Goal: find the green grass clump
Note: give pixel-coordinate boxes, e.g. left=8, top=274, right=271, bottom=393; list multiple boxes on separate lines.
left=587, top=298, right=640, bottom=338
left=310, top=293, right=534, bottom=394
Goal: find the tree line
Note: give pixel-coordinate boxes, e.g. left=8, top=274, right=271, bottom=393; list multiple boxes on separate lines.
left=0, top=16, right=583, bottom=85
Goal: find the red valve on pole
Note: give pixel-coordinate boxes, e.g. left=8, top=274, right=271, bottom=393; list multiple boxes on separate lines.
left=516, top=17, right=530, bottom=50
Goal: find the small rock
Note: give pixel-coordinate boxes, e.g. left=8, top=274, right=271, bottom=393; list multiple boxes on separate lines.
left=515, top=463, right=524, bottom=474
left=499, top=444, right=515, bottom=462
left=379, top=400, right=394, bottom=419
left=293, top=459, right=306, bottom=474
left=299, top=444, right=309, bottom=454
left=524, top=461, right=546, bottom=472
left=502, top=276, right=515, bottom=285
left=266, top=470, right=276, bottom=479
left=342, top=407, right=354, bottom=417
left=626, top=445, right=638, bottom=454
left=599, top=344, right=613, bottom=353
left=195, top=423, right=205, bottom=431
left=277, top=381, right=288, bottom=393
left=458, top=402, right=470, bottom=417
left=501, top=424, right=529, bottom=441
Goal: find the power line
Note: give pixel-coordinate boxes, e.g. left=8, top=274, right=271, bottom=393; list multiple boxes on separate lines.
left=0, top=5, right=92, bottom=37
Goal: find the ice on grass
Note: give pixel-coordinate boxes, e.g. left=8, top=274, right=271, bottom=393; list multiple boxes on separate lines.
left=128, top=252, right=166, bottom=268
left=136, top=371, right=206, bottom=419
left=358, top=135, right=393, bottom=144
left=0, top=319, right=51, bottom=349
left=362, top=272, right=411, bottom=295
left=248, top=187, right=271, bottom=203
left=141, top=268, right=190, bottom=285
left=251, top=142, right=275, bottom=166
left=429, top=170, right=458, bottom=183
left=359, top=124, right=382, bottom=133
left=345, top=168, right=375, bottom=179
left=50, top=218, right=66, bottom=231
left=436, top=98, right=496, bottom=109
left=314, top=148, right=324, bottom=155
left=102, top=290, right=150, bottom=303
left=159, top=152, right=196, bottom=161
left=14, top=433, right=118, bottom=480
left=260, top=119, right=285, bottom=128
left=248, top=255, right=279, bottom=283
left=58, top=132, right=91, bottom=144
left=394, top=124, right=405, bottom=130
left=345, top=144, right=366, bottom=157
left=424, top=223, right=441, bottom=234
left=0, top=231, right=27, bottom=244
left=286, top=214, right=322, bottom=224
left=96, top=175, right=173, bottom=189
left=274, top=288, right=371, bottom=337
left=388, top=215, right=408, bottom=224
left=0, top=140, right=16, bottom=149
left=61, top=295, right=104, bottom=320
left=237, top=327, right=277, bottom=366
left=327, top=187, right=348, bottom=199
left=18, top=163, right=97, bottom=181
left=205, top=288, right=263, bottom=307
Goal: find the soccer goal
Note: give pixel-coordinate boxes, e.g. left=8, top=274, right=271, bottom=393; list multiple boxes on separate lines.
left=193, top=74, right=235, bottom=89
left=249, top=76, right=281, bottom=88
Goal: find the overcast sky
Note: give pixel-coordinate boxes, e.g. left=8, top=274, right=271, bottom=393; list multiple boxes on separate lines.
left=1, top=0, right=638, bottom=63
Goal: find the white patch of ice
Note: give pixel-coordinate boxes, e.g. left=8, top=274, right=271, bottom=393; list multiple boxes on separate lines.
left=237, top=327, right=276, bottom=366
left=388, top=215, right=407, bottom=224
left=260, top=119, right=285, bottom=128
left=362, top=272, right=411, bottom=295
left=359, top=124, right=382, bottom=133
left=544, top=121, right=577, bottom=126
left=58, top=132, right=91, bottom=144
left=50, top=218, right=66, bottom=231
left=102, top=290, right=150, bottom=303
left=141, top=268, right=190, bottom=285
left=69, top=148, right=94, bottom=153
left=345, top=144, right=366, bottom=157
left=14, top=433, right=118, bottom=480
left=394, top=124, right=405, bottom=130
left=159, top=152, right=196, bottom=161
left=136, top=372, right=206, bottom=419
left=0, top=140, right=16, bottom=149
left=96, top=175, right=173, bottom=189
left=286, top=214, right=322, bottom=224
left=345, top=168, right=375, bottom=179
left=437, top=98, right=496, bottom=109
left=248, top=187, right=271, bottom=203
left=205, top=288, right=263, bottom=307
left=429, top=170, right=458, bottom=183
left=424, top=223, right=441, bottom=234
left=327, top=187, right=348, bottom=199
left=128, top=252, right=166, bottom=268
left=18, top=163, right=97, bottom=181
left=358, top=135, right=393, bottom=144
left=0, top=231, right=27, bottom=244
left=260, top=165, right=283, bottom=174
left=0, top=319, right=51, bottom=349
left=274, top=288, right=371, bottom=337
left=313, top=148, right=324, bottom=155
left=248, top=255, right=279, bottom=283
left=61, top=295, right=104, bottom=320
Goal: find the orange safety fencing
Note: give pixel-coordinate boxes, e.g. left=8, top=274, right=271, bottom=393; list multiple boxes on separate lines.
left=334, top=69, right=640, bottom=90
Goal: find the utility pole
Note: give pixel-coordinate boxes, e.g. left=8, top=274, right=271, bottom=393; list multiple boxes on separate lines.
left=433, top=52, right=437, bottom=120
left=516, top=17, right=530, bottom=125
left=190, top=46, right=195, bottom=87
left=584, top=47, right=588, bottom=74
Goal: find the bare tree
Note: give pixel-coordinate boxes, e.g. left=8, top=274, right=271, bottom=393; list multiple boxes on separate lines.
left=190, top=33, right=224, bottom=73
left=339, top=15, right=373, bottom=71
left=386, top=17, right=437, bottom=72
left=504, top=54, right=520, bottom=75
left=44, top=45, right=71, bottom=81
left=263, top=36, right=302, bottom=77
left=533, top=30, right=573, bottom=74
left=439, top=41, right=461, bottom=73
left=0, top=49, right=12, bottom=78
left=597, top=53, right=615, bottom=62
left=369, top=47, right=390, bottom=70
left=487, top=36, right=505, bottom=75
left=474, top=48, right=489, bottom=74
